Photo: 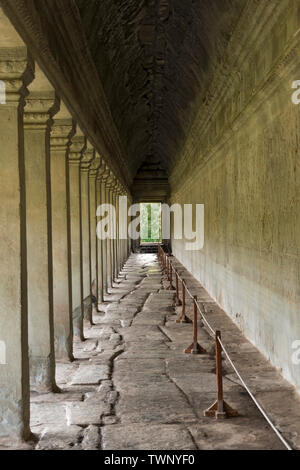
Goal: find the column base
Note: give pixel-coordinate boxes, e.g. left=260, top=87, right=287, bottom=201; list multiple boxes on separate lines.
left=29, top=355, right=60, bottom=393
left=83, top=295, right=93, bottom=325
left=54, top=330, right=74, bottom=362
left=72, top=305, right=85, bottom=341
left=0, top=433, right=37, bottom=450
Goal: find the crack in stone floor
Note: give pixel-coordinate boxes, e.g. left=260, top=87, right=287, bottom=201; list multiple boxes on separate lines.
left=4, top=253, right=300, bottom=450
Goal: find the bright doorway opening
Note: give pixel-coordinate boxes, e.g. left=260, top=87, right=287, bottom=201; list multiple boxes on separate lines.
left=140, top=203, right=162, bottom=244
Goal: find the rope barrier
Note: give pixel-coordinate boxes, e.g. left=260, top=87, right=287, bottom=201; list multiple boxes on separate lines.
left=157, top=244, right=292, bottom=451
left=218, top=336, right=293, bottom=451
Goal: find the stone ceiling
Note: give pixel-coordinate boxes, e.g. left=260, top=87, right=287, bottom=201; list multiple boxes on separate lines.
left=76, top=0, right=246, bottom=178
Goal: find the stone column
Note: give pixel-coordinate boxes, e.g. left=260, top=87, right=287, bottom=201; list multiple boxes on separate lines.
left=118, top=185, right=126, bottom=269
left=68, top=129, right=86, bottom=341
left=0, top=13, right=33, bottom=440
left=125, top=190, right=130, bottom=262
left=128, top=194, right=132, bottom=256
left=105, top=178, right=113, bottom=290
left=111, top=181, right=118, bottom=284
left=114, top=187, right=119, bottom=276
left=111, top=187, right=118, bottom=281
left=89, top=153, right=101, bottom=308
left=118, top=187, right=124, bottom=270
left=115, top=186, right=121, bottom=277
left=80, top=142, right=94, bottom=325
left=50, top=103, right=75, bottom=361
left=111, top=179, right=118, bottom=282
left=96, top=163, right=108, bottom=304
left=119, top=184, right=127, bottom=271
left=24, top=65, right=60, bottom=392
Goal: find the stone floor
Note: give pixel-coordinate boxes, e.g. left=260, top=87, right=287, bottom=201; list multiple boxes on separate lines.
left=2, top=253, right=300, bottom=450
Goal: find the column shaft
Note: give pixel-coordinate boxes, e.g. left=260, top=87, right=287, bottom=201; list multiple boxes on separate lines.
left=100, top=179, right=108, bottom=296
left=80, top=144, right=94, bottom=324
left=89, top=175, right=97, bottom=304
left=106, top=185, right=112, bottom=290
left=50, top=116, right=74, bottom=361
left=96, top=167, right=107, bottom=304
left=80, top=170, right=92, bottom=323
left=69, top=133, right=86, bottom=341
left=24, top=71, right=59, bottom=392
left=89, top=154, right=101, bottom=307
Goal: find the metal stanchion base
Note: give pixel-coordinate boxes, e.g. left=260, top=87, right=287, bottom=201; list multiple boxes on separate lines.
left=204, top=400, right=238, bottom=419
left=184, top=342, right=207, bottom=355
left=176, top=315, right=192, bottom=324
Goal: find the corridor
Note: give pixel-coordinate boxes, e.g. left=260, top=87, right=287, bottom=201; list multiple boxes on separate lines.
left=2, top=254, right=298, bottom=450
left=0, top=0, right=299, bottom=452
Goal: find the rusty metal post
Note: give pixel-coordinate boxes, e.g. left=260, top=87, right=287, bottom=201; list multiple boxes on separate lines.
left=175, top=271, right=181, bottom=306
left=162, top=253, right=168, bottom=285
left=176, top=279, right=192, bottom=323
left=204, top=331, right=238, bottom=419
left=182, top=279, right=185, bottom=314
left=184, top=296, right=207, bottom=354
left=169, top=259, right=175, bottom=290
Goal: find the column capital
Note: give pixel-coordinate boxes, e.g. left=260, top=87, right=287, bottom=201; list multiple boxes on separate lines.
left=24, top=64, right=59, bottom=130
left=69, top=127, right=86, bottom=166
left=99, top=168, right=110, bottom=185
left=24, top=93, right=59, bottom=130
left=106, top=173, right=116, bottom=190
left=50, top=102, right=75, bottom=152
left=96, top=162, right=109, bottom=182
left=111, top=179, right=119, bottom=193
left=50, top=118, right=75, bottom=152
left=81, top=140, right=94, bottom=172
left=115, top=182, right=123, bottom=195
left=0, top=50, right=34, bottom=104
left=89, top=153, right=101, bottom=179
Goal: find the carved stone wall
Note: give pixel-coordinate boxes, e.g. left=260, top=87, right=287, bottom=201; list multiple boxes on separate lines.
left=170, top=0, right=300, bottom=393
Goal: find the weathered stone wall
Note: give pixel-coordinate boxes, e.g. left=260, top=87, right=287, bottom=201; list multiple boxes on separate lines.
left=170, top=1, right=300, bottom=393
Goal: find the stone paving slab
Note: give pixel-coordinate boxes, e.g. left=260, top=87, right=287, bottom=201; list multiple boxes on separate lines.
left=31, top=402, right=67, bottom=427
left=35, top=425, right=82, bottom=450
left=117, top=401, right=197, bottom=426
left=56, top=363, right=79, bottom=384
left=70, top=364, right=110, bottom=385
left=66, top=400, right=110, bottom=426
left=166, top=355, right=216, bottom=376
left=120, top=325, right=167, bottom=343
left=114, top=357, right=166, bottom=376
left=30, top=391, right=84, bottom=404
left=102, top=423, right=197, bottom=450
left=254, top=389, right=300, bottom=449
left=188, top=420, right=285, bottom=450
left=81, top=425, right=101, bottom=450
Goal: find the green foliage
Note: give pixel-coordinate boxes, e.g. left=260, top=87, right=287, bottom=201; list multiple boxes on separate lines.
left=140, top=203, right=161, bottom=243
